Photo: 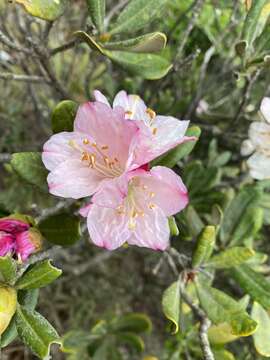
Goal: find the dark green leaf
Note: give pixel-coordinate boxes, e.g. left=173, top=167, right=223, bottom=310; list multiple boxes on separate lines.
left=86, top=0, right=105, bottom=32
left=51, top=100, right=78, bottom=134
left=38, top=212, right=81, bottom=246
left=116, top=332, right=144, bottom=352
left=0, top=256, right=16, bottom=283
left=231, top=264, right=270, bottom=310
left=15, top=305, right=60, bottom=359
left=10, top=152, right=48, bottom=192
left=15, top=260, right=62, bottom=290
left=110, top=0, right=169, bottom=35
left=110, top=313, right=152, bottom=334
left=162, top=280, right=180, bottom=334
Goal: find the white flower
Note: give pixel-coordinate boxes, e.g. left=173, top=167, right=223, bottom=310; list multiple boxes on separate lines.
left=241, top=97, right=270, bottom=180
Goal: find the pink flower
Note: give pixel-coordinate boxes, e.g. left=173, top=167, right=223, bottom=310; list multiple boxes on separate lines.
left=81, top=166, right=189, bottom=251
left=42, top=92, right=193, bottom=199
left=0, top=218, right=41, bottom=261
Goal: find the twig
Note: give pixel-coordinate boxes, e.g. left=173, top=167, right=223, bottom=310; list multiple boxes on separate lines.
left=0, top=30, right=32, bottom=55
left=0, top=72, right=50, bottom=83
left=50, top=39, right=78, bottom=56
left=174, top=0, right=205, bottom=69
left=105, top=0, right=129, bottom=28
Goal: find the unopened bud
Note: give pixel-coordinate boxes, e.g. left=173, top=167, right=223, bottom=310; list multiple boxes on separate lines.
left=0, top=286, right=17, bottom=335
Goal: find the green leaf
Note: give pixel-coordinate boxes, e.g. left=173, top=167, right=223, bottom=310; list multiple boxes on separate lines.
left=184, top=205, right=204, bottom=237
left=206, top=247, right=255, bottom=269
left=75, top=31, right=172, bottom=80
left=116, top=332, right=144, bottom=352
left=151, top=126, right=201, bottom=168
left=231, top=264, right=270, bottom=310
left=109, top=0, right=169, bottom=35
left=162, top=280, right=180, bottom=334
left=238, top=0, right=270, bottom=53
left=208, top=323, right=239, bottom=345
left=14, top=0, right=66, bottom=21
left=192, top=226, right=216, bottom=268
left=168, top=216, right=179, bottom=236
left=61, top=330, right=98, bottom=354
left=51, top=100, right=78, bottom=134
left=1, top=289, right=39, bottom=348
left=0, top=286, right=17, bottom=336
left=86, top=0, right=105, bottom=32
left=0, top=256, right=16, bottom=283
left=196, top=282, right=257, bottom=337
left=10, top=152, right=48, bottom=192
left=252, top=301, right=270, bottom=357
left=38, top=212, right=81, bottom=246
left=103, top=32, right=167, bottom=53
left=213, top=349, right=235, bottom=360
left=110, top=313, right=152, bottom=334
left=15, top=305, right=60, bottom=359
left=15, top=260, right=62, bottom=290
left=219, top=186, right=262, bottom=245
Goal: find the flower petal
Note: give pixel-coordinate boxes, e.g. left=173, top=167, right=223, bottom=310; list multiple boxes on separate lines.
left=87, top=204, right=129, bottom=250
left=47, top=159, right=103, bottom=199
left=93, top=90, right=111, bottom=107
left=0, top=232, right=15, bottom=256
left=241, top=139, right=255, bottom=156
left=74, top=101, right=138, bottom=167
left=247, top=152, right=270, bottom=180
left=15, top=231, right=35, bottom=261
left=42, top=132, right=83, bottom=172
left=260, top=97, right=270, bottom=123
left=128, top=207, right=170, bottom=251
left=0, top=219, right=29, bottom=233
left=113, top=91, right=148, bottom=121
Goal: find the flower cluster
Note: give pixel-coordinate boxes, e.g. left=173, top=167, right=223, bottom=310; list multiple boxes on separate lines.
left=0, top=217, right=41, bottom=261
left=241, top=97, right=270, bottom=180
left=42, top=91, right=194, bottom=250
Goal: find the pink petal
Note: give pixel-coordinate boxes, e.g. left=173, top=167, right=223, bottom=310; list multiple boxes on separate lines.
left=42, top=132, right=84, bottom=172
left=249, top=122, right=270, bottom=150
left=129, top=118, right=193, bottom=169
left=0, top=219, right=29, bottom=234
left=260, top=97, right=270, bottom=123
left=87, top=204, right=129, bottom=250
left=128, top=207, right=170, bottom=251
left=91, top=175, right=128, bottom=208
left=79, top=203, right=92, bottom=218
left=74, top=101, right=138, bottom=167
left=137, top=166, right=189, bottom=216
left=0, top=231, right=15, bottom=256
left=113, top=91, right=148, bottom=121
left=15, top=231, right=35, bottom=261
left=93, top=90, right=111, bottom=107
left=247, top=152, right=270, bottom=180
left=47, top=159, right=104, bottom=199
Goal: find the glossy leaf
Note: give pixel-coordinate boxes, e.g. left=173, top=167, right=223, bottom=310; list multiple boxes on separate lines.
left=162, top=280, right=180, bottom=334
left=231, top=264, right=270, bottom=310
left=103, top=32, right=167, bottom=53
left=151, top=126, right=201, bottom=168
left=86, top=0, right=105, bottom=32
left=206, top=247, right=255, bottom=269
left=38, top=212, right=81, bottom=246
left=219, top=186, right=262, bottom=245
left=14, top=0, right=66, bottom=21
left=51, top=100, right=78, bottom=134
left=110, top=0, right=169, bottom=35
left=116, top=332, right=144, bottom=352
left=110, top=313, right=152, bottom=334
left=252, top=301, right=270, bottom=357
left=10, top=152, right=48, bottom=192
left=15, top=260, right=62, bottom=290
left=196, top=282, right=257, bottom=336
left=0, top=256, right=16, bottom=283
left=0, top=286, right=17, bottom=336
left=208, top=322, right=239, bottom=344
left=213, top=349, right=235, bottom=360
left=192, top=226, right=216, bottom=268
left=15, top=305, right=60, bottom=359
left=75, top=31, right=172, bottom=80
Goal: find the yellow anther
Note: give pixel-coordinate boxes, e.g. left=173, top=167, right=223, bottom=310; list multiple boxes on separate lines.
left=150, top=192, right=155, bottom=198
left=125, top=110, right=133, bottom=116
left=90, top=154, right=96, bottom=168
left=92, top=142, right=97, bottom=147
left=146, top=108, right=156, bottom=119
left=149, top=203, right=156, bottom=210
left=83, top=138, right=90, bottom=145
left=81, top=152, right=90, bottom=161
left=128, top=221, right=136, bottom=231
left=131, top=210, right=138, bottom=218
left=152, top=128, right=158, bottom=135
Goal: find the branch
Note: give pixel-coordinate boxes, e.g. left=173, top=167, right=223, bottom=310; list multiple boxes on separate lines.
left=50, top=39, right=77, bottom=57
left=0, top=72, right=50, bottom=83
left=0, top=30, right=32, bottom=55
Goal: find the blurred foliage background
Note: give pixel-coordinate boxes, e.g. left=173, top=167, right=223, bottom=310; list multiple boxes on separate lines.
left=1, top=0, right=270, bottom=359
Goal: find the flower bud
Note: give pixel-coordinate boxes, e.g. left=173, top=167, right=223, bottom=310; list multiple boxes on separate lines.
left=16, top=227, right=42, bottom=262
left=0, top=286, right=17, bottom=335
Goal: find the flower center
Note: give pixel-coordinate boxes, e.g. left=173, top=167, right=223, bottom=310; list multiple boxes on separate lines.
left=69, top=138, right=123, bottom=178
left=116, top=178, right=156, bottom=231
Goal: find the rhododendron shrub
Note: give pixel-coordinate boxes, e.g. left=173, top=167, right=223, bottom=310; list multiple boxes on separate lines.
left=2, top=1, right=270, bottom=360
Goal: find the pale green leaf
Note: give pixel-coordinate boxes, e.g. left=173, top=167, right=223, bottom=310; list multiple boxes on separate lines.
left=206, top=247, right=255, bottom=269
left=14, top=0, right=66, bottom=21
left=192, top=226, right=216, bottom=268
left=162, top=280, right=180, bottom=334
left=252, top=301, right=270, bottom=357
left=86, top=0, right=105, bottom=32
